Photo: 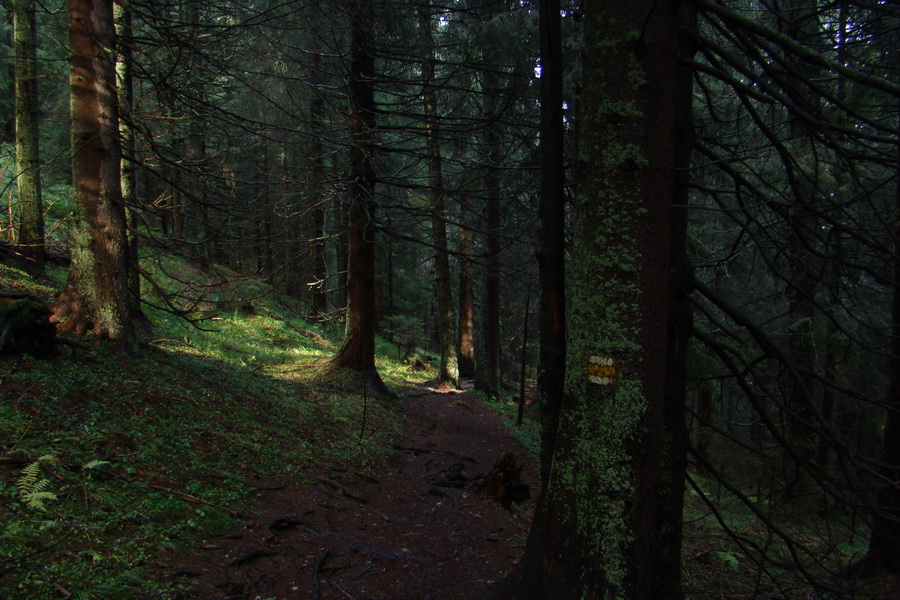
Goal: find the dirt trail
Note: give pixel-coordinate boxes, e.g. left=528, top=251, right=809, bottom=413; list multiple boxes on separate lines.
left=164, top=383, right=538, bottom=600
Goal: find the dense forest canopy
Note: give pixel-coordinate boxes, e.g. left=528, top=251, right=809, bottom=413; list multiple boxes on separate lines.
left=1, top=0, right=900, bottom=597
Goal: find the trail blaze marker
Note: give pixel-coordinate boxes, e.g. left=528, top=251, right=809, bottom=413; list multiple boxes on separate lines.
left=588, top=356, right=617, bottom=386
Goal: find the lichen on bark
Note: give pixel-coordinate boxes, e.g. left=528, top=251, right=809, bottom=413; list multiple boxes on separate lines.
left=507, top=1, right=690, bottom=598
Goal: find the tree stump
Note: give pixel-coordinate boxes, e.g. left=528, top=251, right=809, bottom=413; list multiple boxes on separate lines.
left=480, top=452, right=530, bottom=508
left=0, top=294, right=56, bottom=356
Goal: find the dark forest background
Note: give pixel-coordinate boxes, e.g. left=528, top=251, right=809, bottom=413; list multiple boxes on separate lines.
left=2, top=0, right=900, bottom=597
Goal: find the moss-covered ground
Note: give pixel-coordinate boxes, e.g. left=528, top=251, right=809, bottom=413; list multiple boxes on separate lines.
left=0, top=257, right=434, bottom=599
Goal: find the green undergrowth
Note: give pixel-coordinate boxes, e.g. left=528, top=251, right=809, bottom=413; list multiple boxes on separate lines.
left=0, top=255, right=430, bottom=599
left=682, top=471, right=877, bottom=598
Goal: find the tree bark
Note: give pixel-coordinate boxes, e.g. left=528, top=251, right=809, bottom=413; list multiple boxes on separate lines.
left=495, top=0, right=689, bottom=597
left=332, top=0, right=382, bottom=389
left=308, top=44, right=329, bottom=318
left=53, top=0, right=137, bottom=354
left=457, top=196, right=476, bottom=377
left=474, top=56, right=503, bottom=399
left=256, top=133, right=274, bottom=281
left=421, top=4, right=459, bottom=388
left=536, top=0, right=566, bottom=481
left=114, top=0, right=144, bottom=321
left=855, top=100, right=900, bottom=576
left=12, top=0, right=45, bottom=269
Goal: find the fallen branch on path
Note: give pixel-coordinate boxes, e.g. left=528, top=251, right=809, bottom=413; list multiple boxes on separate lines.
left=404, top=387, right=466, bottom=397
left=311, top=551, right=330, bottom=600
left=327, top=579, right=358, bottom=600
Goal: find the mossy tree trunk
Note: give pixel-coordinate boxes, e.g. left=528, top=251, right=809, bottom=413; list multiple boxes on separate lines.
left=53, top=0, right=137, bottom=354
left=12, top=0, right=45, bottom=269
left=421, top=3, right=459, bottom=388
left=332, top=0, right=382, bottom=389
left=502, top=0, right=690, bottom=597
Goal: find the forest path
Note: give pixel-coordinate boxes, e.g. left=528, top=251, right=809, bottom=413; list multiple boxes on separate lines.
left=164, top=382, right=538, bottom=600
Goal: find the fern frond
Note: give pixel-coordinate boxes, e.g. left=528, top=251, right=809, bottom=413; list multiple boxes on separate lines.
left=16, top=454, right=58, bottom=511
left=16, top=462, right=44, bottom=494
left=23, top=490, right=58, bottom=511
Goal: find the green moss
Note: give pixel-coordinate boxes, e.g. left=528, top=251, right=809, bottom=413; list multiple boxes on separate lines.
left=540, top=7, right=666, bottom=591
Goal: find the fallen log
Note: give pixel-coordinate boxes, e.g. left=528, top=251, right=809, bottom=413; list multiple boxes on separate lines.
left=0, top=293, right=56, bottom=356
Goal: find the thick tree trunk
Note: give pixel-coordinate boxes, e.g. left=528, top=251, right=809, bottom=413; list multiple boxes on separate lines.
left=536, top=0, right=566, bottom=481
left=421, top=5, right=459, bottom=388
left=332, top=0, right=382, bottom=389
left=12, top=0, right=45, bottom=269
left=475, top=74, right=503, bottom=399
left=496, top=1, right=688, bottom=597
left=478, top=158, right=502, bottom=398
left=855, top=102, right=900, bottom=576
left=53, top=0, right=136, bottom=354
left=655, top=2, right=698, bottom=589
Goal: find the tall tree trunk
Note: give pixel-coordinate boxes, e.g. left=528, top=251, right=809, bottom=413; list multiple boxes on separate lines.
left=114, top=0, right=143, bottom=320
left=656, top=1, right=698, bottom=589
left=535, top=0, right=566, bottom=481
left=479, top=151, right=502, bottom=398
left=53, top=0, right=136, bottom=354
left=256, top=133, right=274, bottom=281
left=421, top=4, right=459, bottom=388
left=457, top=196, right=476, bottom=377
left=854, top=100, right=900, bottom=576
left=185, top=124, right=209, bottom=259
left=12, top=0, right=45, bottom=269
left=332, top=0, right=383, bottom=389
left=308, top=47, right=329, bottom=317
left=493, top=0, right=688, bottom=597
left=335, top=197, right=349, bottom=312
left=475, top=68, right=503, bottom=399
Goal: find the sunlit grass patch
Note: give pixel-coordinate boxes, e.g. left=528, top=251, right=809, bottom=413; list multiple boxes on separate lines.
left=0, top=262, right=64, bottom=300
left=0, top=252, right=443, bottom=598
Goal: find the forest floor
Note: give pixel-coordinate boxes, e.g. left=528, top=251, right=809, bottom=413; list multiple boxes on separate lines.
left=155, top=381, right=537, bottom=600
left=2, top=254, right=894, bottom=600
